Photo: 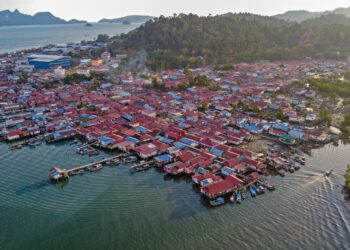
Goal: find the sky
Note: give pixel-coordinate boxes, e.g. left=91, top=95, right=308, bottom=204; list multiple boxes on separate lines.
left=1, top=0, right=350, bottom=21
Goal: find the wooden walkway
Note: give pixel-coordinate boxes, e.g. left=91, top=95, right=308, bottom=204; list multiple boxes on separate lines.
left=130, top=160, right=155, bottom=173
left=66, top=154, right=125, bottom=174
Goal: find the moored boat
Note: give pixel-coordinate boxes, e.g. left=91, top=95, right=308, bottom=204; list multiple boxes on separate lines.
left=277, top=169, right=285, bottom=177
left=253, top=185, right=262, bottom=195
left=256, top=184, right=265, bottom=194
left=124, top=155, right=137, bottom=163
left=70, top=139, right=79, bottom=145
left=249, top=185, right=256, bottom=197
left=324, top=170, right=333, bottom=177
left=210, top=197, right=225, bottom=206
left=236, top=192, right=242, bottom=204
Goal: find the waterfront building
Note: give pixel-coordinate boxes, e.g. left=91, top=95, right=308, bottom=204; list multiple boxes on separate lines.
left=28, top=54, right=71, bottom=69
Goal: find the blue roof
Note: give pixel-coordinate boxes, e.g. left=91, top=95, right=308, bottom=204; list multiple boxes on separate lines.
left=273, top=123, right=289, bottom=132
left=125, top=136, right=140, bottom=144
left=143, top=104, right=155, bottom=111
left=178, top=122, right=189, bottom=129
left=244, top=124, right=261, bottom=132
left=159, top=137, right=174, bottom=144
left=122, top=114, right=133, bottom=121
left=174, top=142, right=187, bottom=149
left=168, top=92, right=181, bottom=99
left=210, top=147, right=224, bottom=157
left=154, top=154, right=173, bottom=162
left=196, top=167, right=208, bottom=175
left=135, top=126, right=148, bottom=134
left=100, top=83, right=113, bottom=89
left=221, top=167, right=234, bottom=176
left=99, top=136, right=114, bottom=145
left=180, top=137, right=197, bottom=145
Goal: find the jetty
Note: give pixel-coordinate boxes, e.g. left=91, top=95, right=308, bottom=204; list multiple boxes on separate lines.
left=130, top=160, right=154, bottom=173
left=48, top=153, right=126, bottom=182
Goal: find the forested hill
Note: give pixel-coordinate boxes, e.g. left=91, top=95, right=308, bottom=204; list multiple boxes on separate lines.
left=109, top=13, right=350, bottom=70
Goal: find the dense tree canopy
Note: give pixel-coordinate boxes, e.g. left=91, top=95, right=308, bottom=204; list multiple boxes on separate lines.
left=109, top=13, right=350, bottom=70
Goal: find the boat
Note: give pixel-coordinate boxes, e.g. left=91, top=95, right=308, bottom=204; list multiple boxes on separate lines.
left=288, top=166, right=295, bottom=173
left=124, top=156, right=137, bottom=163
left=249, top=185, right=256, bottom=197
left=86, top=23, right=93, bottom=27
left=256, top=184, right=265, bottom=194
left=70, top=139, right=79, bottom=145
left=87, top=149, right=99, bottom=156
left=293, top=162, right=301, bottom=171
left=210, top=197, right=225, bottom=206
left=10, top=144, right=22, bottom=150
left=277, top=169, right=285, bottom=177
left=236, top=192, right=242, bottom=204
left=324, top=170, right=333, bottom=177
left=95, top=164, right=103, bottom=171
left=70, top=171, right=80, bottom=176
left=253, top=185, right=262, bottom=195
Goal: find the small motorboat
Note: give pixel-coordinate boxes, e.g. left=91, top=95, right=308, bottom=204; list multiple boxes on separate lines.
left=293, top=162, right=301, bottom=171
left=210, top=197, right=225, bottom=206
left=241, top=191, right=246, bottom=200
left=70, top=139, right=79, bottom=145
left=266, top=184, right=276, bottom=191
left=324, top=170, right=333, bottom=177
left=256, top=184, right=265, bottom=194
left=249, top=185, right=256, bottom=197
left=253, top=185, right=262, bottom=195
left=236, top=192, right=242, bottom=204
left=277, top=169, right=285, bottom=177
left=288, top=166, right=295, bottom=173
left=124, top=156, right=137, bottom=163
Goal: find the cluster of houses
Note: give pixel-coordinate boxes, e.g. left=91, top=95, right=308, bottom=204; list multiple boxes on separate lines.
left=1, top=48, right=349, bottom=199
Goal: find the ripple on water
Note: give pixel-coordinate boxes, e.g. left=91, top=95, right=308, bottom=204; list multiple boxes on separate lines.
left=1, top=142, right=350, bottom=250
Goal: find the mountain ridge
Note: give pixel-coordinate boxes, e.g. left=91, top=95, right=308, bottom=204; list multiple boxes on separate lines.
left=274, top=7, right=350, bottom=22
left=98, top=15, right=154, bottom=24
left=0, top=9, right=86, bottom=26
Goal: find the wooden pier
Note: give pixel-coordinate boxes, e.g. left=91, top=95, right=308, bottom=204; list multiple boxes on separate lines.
left=130, top=160, right=154, bottom=173
left=48, top=153, right=126, bottom=181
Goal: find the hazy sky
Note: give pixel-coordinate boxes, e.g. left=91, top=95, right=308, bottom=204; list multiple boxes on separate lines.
left=1, top=0, right=350, bottom=21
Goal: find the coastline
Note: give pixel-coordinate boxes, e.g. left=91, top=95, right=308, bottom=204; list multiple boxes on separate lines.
left=0, top=22, right=140, bottom=54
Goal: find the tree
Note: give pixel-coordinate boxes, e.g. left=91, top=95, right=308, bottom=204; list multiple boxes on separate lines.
left=340, top=113, right=350, bottom=136
left=96, top=34, right=109, bottom=43
left=198, top=102, right=209, bottom=112
left=344, top=165, right=350, bottom=193
left=276, top=109, right=284, bottom=120
left=319, top=109, right=332, bottom=126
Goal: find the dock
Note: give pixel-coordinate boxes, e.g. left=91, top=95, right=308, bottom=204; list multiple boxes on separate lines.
left=48, top=153, right=126, bottom=181
left=130, top=160, right=154, bottom=173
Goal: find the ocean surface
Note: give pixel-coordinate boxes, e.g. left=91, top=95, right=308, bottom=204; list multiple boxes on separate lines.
left=0, top=23, right=140, bottom=53
left=0, top=141, right=350, bottom=250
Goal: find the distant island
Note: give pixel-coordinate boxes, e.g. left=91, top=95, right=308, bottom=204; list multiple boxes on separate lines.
left=0, top=9, right=153, bottom=27
left=98, top=15, right=154, bottom=24
left=0, top=9, right=86, bottom=26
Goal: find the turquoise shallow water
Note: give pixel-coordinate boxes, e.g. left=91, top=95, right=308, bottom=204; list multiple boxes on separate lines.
left=0, top=141, right=350, bottom=250
left=0, top=23, right=139, bottom=53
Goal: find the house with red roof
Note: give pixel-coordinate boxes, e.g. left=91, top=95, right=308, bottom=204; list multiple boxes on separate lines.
left=200, top=175, right=243, bottom=198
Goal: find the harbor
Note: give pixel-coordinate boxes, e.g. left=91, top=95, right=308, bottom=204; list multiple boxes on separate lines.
left=1, top=141, right=349, bottom=250
left=45, top=136, right=311, bottom=206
